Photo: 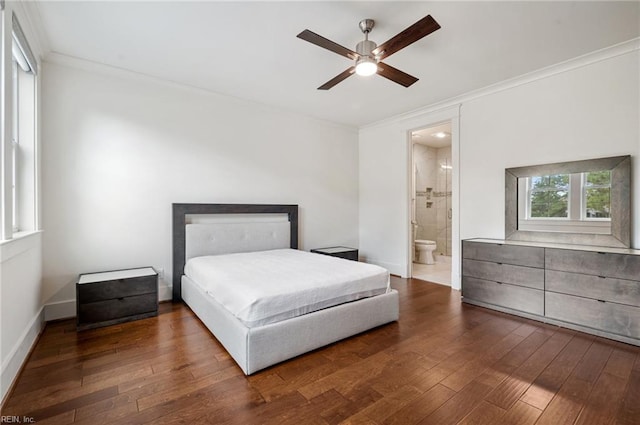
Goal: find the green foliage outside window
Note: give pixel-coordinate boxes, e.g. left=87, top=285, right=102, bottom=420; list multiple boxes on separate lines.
left=530, top=174, right=569, bottom=218
left=585, top=170, right=611, bottom=218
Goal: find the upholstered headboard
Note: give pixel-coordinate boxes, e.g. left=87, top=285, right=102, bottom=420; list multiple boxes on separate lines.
left=172, top=203, right=298, bottom=301
left=185, top=222, right=291, bottom=260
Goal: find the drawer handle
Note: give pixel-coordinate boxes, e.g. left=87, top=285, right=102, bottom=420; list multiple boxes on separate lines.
left=598, top=276, right=606, bottom=279
left=597, top=252, right=606, bottom=255
left=496, top=262, right=503, bottom=265
left=118, top=297, right=125, bottom=301
left=496, top=281, right=503, bottom=285
left=597, top=299, right=606, bottom=303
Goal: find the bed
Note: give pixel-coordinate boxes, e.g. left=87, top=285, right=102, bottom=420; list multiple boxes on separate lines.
left=172, top=203, right=399, bottom=374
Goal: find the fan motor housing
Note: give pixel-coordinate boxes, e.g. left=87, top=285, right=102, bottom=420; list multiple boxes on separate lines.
left=356, top=39, right=377, bottom=57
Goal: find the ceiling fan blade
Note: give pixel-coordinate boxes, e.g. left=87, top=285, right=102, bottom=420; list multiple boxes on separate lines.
left=297, top=29, right=359, bottom=60
left=376, top=62, right=419, bottom=87
left=372, top=15, right=440, bottom=60
left=318, top=67, right=355, bottom=90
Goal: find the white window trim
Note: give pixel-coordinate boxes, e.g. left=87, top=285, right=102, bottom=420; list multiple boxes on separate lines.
left=11, top=56, right=18, bottom=232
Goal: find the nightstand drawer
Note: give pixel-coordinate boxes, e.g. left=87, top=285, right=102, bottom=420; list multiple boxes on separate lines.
left=77, top=267, right=158, bottom=330
left=311, top=247, right=358, bottom=261
left=78, top=275, right=157, bottom=303
left=79, top=293, right=157, bottom=324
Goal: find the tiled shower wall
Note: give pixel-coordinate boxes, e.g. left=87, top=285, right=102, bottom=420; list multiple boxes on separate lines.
left=413, top=144, right=452, bottom=256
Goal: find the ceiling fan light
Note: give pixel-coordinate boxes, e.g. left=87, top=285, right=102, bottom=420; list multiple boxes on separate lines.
left=355, top=57, right=377, bottom=76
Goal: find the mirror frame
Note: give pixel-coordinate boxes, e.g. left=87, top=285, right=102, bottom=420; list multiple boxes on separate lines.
left=505, top=155, right=631, bottom=248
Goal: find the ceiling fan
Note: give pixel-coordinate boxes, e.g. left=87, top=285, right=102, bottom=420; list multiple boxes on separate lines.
left=297, top=15, right=440, bottom=90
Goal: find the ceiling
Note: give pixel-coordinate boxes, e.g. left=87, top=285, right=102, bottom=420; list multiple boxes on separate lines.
left=33, top=1, right=640, bottom=127
left=413, top=123, right=451, bottom=148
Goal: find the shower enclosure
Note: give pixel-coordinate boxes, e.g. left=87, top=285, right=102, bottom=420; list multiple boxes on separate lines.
left=413, top=144, right=452, bottom=257
left=434, top=154, right=452, bottom=256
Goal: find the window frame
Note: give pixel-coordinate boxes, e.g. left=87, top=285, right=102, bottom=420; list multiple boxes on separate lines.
left=1, top=11, right=39, bottom=240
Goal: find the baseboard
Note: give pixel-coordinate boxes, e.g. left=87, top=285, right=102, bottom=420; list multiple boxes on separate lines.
left=158, top=284, right=172, bottom=302
left=43, top=299, right=76, bottom=321
left=361, top=258, right=406, bottom=277
left=1, top=307, right=45, bottom=405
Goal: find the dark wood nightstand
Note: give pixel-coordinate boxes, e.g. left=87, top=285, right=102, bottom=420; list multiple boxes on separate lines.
left=77, top=267, right=158, bottom=331
left=311, top=246, right=359, bottom=261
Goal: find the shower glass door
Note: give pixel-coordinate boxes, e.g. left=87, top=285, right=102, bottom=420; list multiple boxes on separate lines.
left=436, top=155, right=452, bottom=256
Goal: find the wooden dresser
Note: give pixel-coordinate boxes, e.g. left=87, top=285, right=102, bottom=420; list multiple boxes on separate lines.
left=462, top=239, right=640, bottom=346
left=77, top=267, right=158, bottom=331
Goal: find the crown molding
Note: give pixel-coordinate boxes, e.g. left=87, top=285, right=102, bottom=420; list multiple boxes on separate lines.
left=43, top=52, right=357, bottom=132
left=362, top=37, right=640, bottom=131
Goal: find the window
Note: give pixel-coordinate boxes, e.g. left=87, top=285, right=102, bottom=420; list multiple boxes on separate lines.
left=1, top=13, right=38, bottom=239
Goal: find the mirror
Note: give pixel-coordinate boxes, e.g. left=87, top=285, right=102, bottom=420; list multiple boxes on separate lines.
left=505, top=155, right=631, bottom=248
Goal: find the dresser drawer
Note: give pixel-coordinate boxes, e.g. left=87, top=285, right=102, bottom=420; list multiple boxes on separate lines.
left=546, top=270, right=640, bottom=307
left=463, top=241, right=544, bottom=268
left=78, top=275, right=157, bottom=303
left=463, top=259, right=543, bottom=290
left=546, top=248, right=640, bottom=280
left=78, top=293, right=157, bottom=324
left=462, top=276, right=544, bottom=315
left=546, top=292, right=640, bottom=339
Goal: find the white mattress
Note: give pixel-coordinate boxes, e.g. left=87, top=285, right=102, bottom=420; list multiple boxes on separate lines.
left=184, top=248, right=390, bottom=328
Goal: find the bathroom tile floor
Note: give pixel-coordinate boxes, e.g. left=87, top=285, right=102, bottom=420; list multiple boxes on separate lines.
left=412, top=258, right=451, bottom=286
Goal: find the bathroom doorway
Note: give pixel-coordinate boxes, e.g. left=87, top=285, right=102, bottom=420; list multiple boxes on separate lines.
left=411, top=122, right=452, bottom=286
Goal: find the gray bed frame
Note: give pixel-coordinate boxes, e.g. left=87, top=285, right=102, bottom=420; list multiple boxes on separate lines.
left=172, top=203, right=399, bottom=374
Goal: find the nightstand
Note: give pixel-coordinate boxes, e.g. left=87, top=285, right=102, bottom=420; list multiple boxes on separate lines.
left=311, top=246, right=359, bottom=261
left=77, top=267, right=158, bottom=331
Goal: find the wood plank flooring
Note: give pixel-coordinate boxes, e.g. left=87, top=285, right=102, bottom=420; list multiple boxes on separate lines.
left=2, top=277, right=639, bottom=424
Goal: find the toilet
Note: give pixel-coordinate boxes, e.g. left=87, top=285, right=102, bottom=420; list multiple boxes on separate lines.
left=415, top=239, right=437, bottom=265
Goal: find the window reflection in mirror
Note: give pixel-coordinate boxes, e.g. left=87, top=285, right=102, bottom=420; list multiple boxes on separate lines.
left=584, top=170, right=611, bottom=218
left=518, top=170, right=611, bottom=235
left=529, top=174, right=569, bottom=218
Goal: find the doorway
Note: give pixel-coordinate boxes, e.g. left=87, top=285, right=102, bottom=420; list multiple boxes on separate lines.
left=410, top=122, right=452, bottom=286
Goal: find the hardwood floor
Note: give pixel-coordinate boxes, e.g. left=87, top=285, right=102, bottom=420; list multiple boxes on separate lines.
left=2, top=277, right=639, bottom=424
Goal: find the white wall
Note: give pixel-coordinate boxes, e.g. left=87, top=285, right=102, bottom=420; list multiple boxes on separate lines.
left=460, top=49, right=639, bottom=243
left=41, top=57, right=359, bottom=310
left=359, top=43, right=639, bottom=289
left=0, top=233, right=43, bottom=400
